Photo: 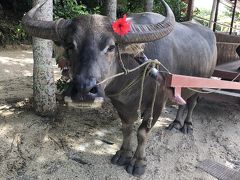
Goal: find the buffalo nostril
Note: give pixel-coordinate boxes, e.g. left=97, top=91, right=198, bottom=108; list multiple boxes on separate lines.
left=89, top=86, right=98, bottom=94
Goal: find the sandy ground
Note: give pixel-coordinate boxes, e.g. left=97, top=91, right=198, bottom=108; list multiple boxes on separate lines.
left=0, top=49, right=240, bottom=180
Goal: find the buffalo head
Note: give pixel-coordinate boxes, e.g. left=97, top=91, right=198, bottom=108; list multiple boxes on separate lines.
left=22, top=0, right=175, bottom=105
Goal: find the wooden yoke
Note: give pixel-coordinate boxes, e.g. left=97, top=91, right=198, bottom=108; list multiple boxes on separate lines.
left=134, top=52, right=240, bottom=105
left=166, top=74, right=240, bottom=100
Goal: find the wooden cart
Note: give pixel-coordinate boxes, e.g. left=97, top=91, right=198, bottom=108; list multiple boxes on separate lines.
left=166, top=33, right=240, bottom=104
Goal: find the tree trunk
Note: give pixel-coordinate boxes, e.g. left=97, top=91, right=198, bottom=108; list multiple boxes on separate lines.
left=105, top=0, right=117, bottom=20
left=186, top=0, right=194, bottom=21
left=144, top=0, right=154, bottom=12
left=32, top=0, right=56, bottom=117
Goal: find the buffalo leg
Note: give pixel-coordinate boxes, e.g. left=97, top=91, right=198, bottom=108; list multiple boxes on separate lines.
left=181, top=93, right=199, bottom=134
left=111, top=119, right=134, bottom=166
left=126, top=108, right=162, bottom=176
left=167, top=105, right=186, bottom=130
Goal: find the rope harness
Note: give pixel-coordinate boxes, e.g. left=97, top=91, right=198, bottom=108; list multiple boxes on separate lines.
left=97, top=45, right=170, bottom=129
left=59, top=44, right=240, bottom=129
left=97, top=45, right=240, bottom=128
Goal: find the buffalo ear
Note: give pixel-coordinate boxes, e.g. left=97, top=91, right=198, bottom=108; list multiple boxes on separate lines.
left=54, top=41, right=62, bottom=46
left=53, top=43, right=67, bottom=61
left=118, top=43, right=145, bottom=56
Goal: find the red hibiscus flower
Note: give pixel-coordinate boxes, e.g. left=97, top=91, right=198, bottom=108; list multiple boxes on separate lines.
left=112, top=14, right=131, bottom=36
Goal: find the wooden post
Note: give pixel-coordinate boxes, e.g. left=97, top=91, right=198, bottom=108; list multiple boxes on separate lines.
left=186, top=0, right=195, bottom=21
left=213, top=0, right=220, bottom=32
left=209, top=0, right=218, bottom=29
left=230, top=0, right=237, bottom=35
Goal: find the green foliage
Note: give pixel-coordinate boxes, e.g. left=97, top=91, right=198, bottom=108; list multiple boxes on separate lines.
left=194, top=8, right=211, bottom=18
left=236, top=12, right=240, bottom=21
left=193, top=6, right=240, bottom=32
left=92, top=6, right=101, bottom=14
left=14, top=23, right=28, bottom=41
left=54, top=0, right=89, bottom=19
left=153, top=0, right=187, bottom=22
left=221, top=6, right=232, bottom=19
left=117, top=0, right=187, bottom=22
left=56, top=78, right=70, bottom=92
left=117, top=0, right=144, bottom=14
left=0, top=0, right=190, bottom=47
left=193, top=8, right=211, bottom=27
left=0, top=19, right=29, bottom=46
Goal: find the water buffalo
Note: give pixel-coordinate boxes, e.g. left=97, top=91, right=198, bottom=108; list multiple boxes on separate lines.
left=22, top=0, right=217, bottom=176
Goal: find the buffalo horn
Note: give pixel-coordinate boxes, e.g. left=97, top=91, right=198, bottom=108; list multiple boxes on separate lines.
left=116, top=0, right=175, bottom=44
left=22, top=1, right=70, bottom=41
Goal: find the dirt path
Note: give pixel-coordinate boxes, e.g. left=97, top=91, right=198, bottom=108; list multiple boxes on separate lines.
left=0, top=49, right=239, bottom=180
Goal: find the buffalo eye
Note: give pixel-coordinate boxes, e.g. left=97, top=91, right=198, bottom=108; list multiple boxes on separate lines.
left=107, top=45, right=116, bottom=53
left=66, top=42, right=75, bottom=50
left=65, top=40, right=77, bottom=51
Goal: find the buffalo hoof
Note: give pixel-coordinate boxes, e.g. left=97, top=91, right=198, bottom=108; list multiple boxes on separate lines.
left=181, top=122, right=193, bottom=134
left=126, top=158, right=146, bottom=177
left=111, top=149, right=133, bottom=166
left=166, top=120, right=182, bottom=131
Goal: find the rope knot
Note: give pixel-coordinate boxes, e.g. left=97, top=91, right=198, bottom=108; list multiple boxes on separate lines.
left=147, top=117, right=153, bottom=129
left=123, top=69, right=129, bottom=75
